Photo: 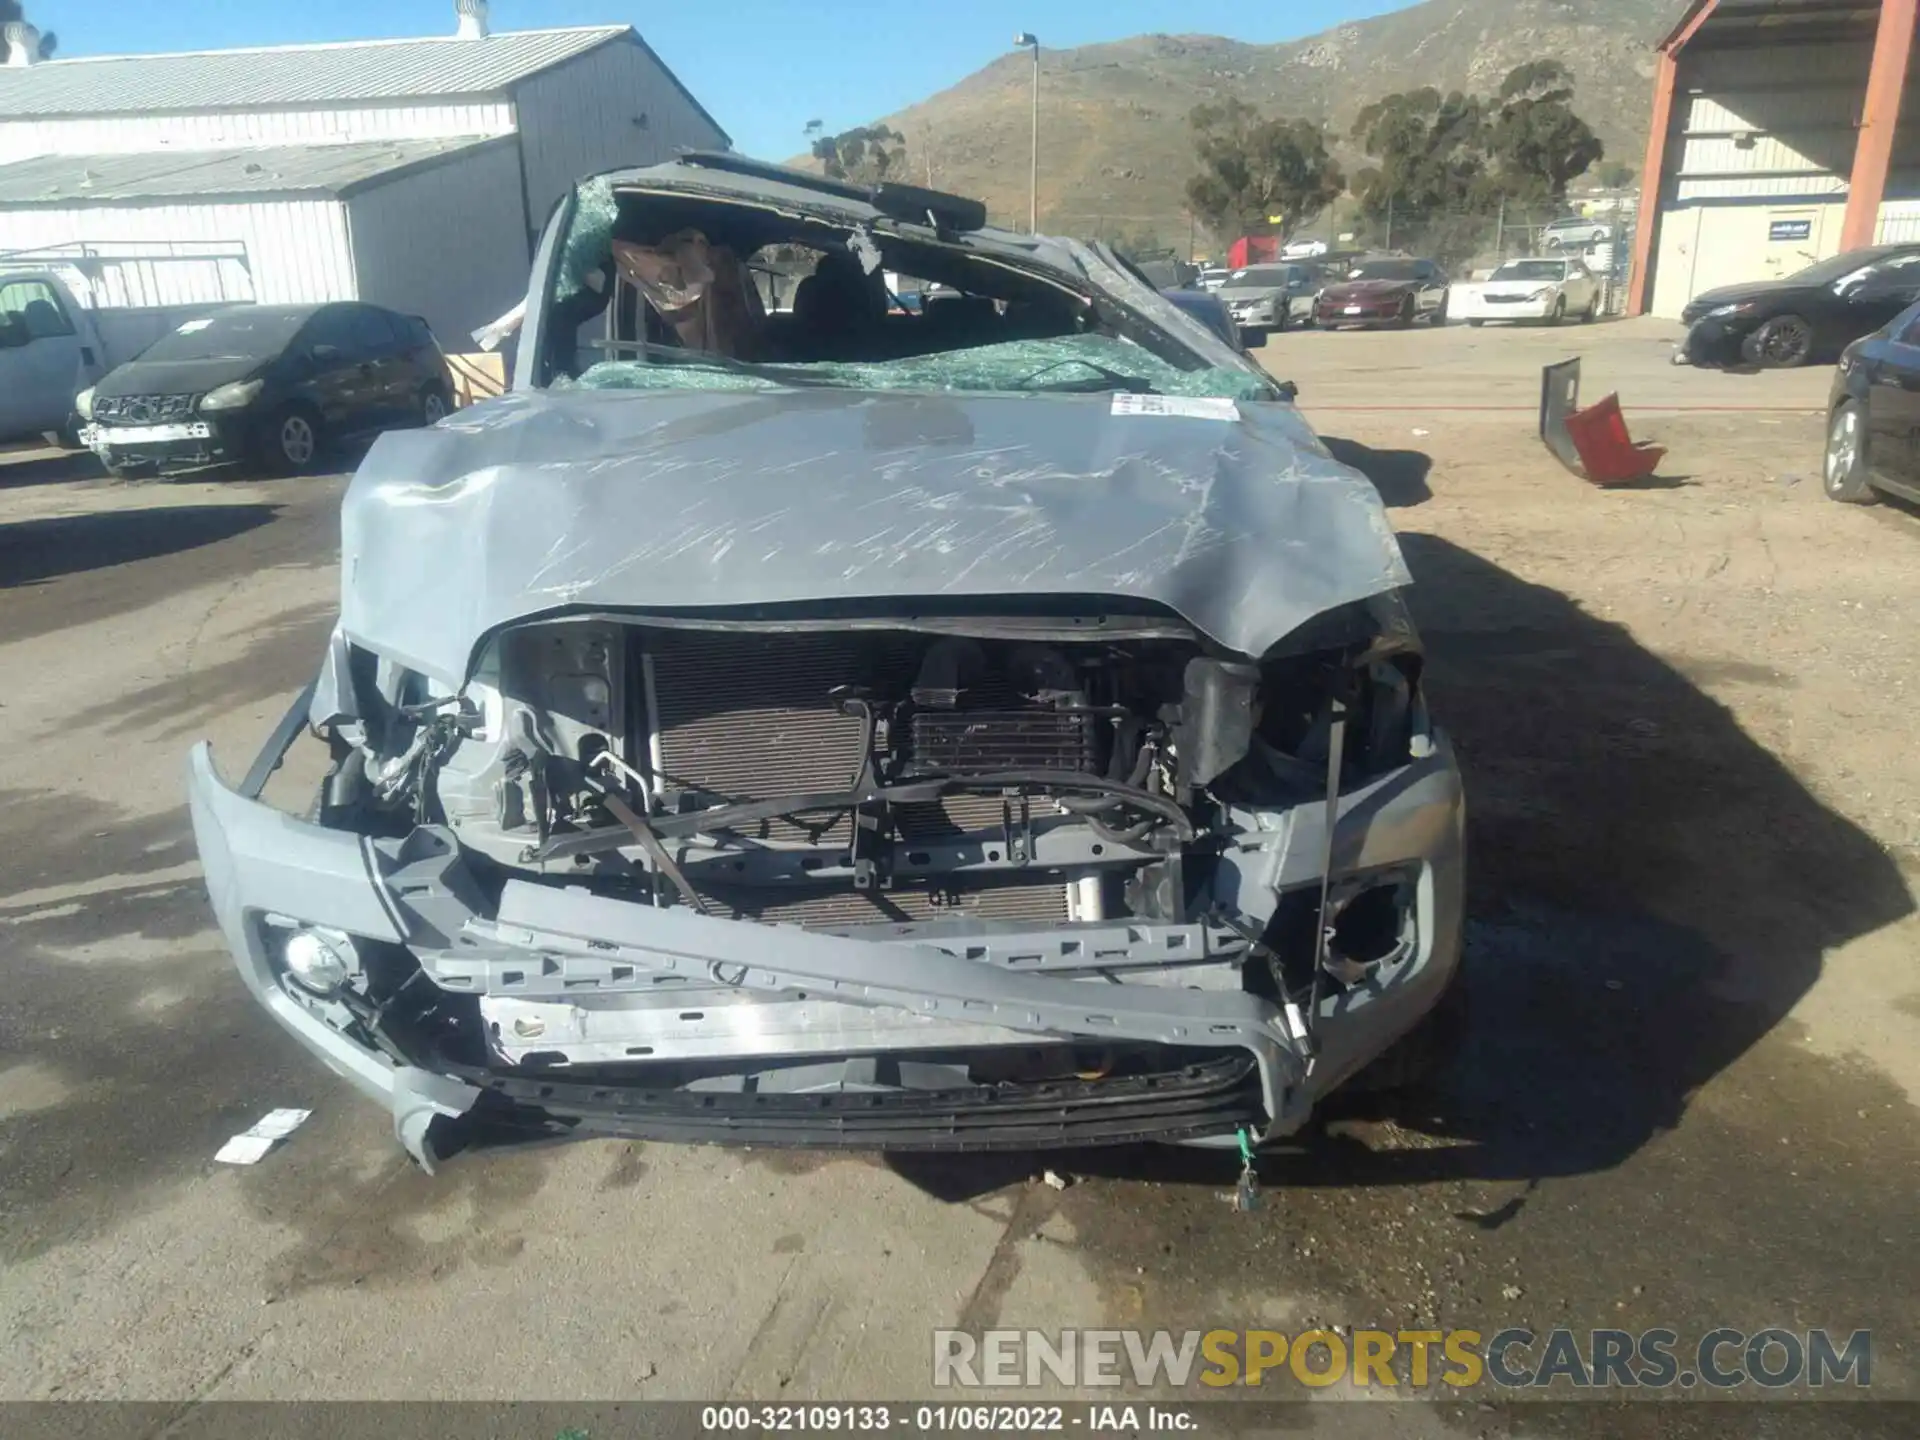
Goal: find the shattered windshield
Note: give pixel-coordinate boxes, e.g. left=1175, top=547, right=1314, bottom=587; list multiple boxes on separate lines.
left=1347, top=260, right=1423, bottom=282
left=138, top=307, right=311, bottom=363
left=1786, top=248, right=1920, bottom=287
left=540, top=176, right=1271, bottom=402
left=567, top=333, right=1269, bottom=400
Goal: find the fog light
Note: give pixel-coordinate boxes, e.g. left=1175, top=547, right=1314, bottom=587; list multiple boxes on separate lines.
left=282, top=927, right=356, bottom=994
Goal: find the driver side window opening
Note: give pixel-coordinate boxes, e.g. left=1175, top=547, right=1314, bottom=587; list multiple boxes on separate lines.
left=0, top=279, right=75, bottom=341
left=544, top=186, right=1131, bottom=381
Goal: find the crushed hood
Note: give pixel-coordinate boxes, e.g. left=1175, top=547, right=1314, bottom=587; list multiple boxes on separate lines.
left=338, top=386, right=1411, bottom=685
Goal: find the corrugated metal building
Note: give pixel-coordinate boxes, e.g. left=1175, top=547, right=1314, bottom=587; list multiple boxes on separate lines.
left=1629, top=0, right=1917, bottom=317
left=0, top=2, right=728, bottom=343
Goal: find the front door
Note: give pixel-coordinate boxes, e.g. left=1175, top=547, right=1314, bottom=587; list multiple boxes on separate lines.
left=294, top=307, right=375, bottom=432
left=1834, top=252, right=1920, bottom=349
left=0, top=277, right=83, bottom=440
left=1866, top=308, right=1920, bottom=492
left=1414, top=261, right=1447, bottom=317
left=342, top=305, right=410, bottom=428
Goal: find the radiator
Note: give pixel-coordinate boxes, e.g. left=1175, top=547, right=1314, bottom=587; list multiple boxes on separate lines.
left=647, top=630, right=1063, bottom=845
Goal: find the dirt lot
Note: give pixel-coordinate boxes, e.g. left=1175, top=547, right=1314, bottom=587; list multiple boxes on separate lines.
left=1, top=317, right=1917, bottom=1430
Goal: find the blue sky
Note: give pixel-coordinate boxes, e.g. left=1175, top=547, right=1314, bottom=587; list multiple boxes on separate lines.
left=41, top=0, right=1414, bottom=159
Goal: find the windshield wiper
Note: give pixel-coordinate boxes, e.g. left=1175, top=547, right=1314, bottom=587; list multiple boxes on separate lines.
left=1015, top=358, right=1159, bottom=395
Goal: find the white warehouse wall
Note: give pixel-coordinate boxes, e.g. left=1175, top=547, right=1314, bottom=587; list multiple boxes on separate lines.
left=514, top=37, right=729, bottom=245
left=0, top=102, right=515, bottom=164
left=0, top=199, right=355, bottom=306
left=346, top=140, right=531, bottom=346
left=1646, top=38, right=1875, bottom=317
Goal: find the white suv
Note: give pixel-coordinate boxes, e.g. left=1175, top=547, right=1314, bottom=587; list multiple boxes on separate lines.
left=1541, top=216, right=1610, bottom=249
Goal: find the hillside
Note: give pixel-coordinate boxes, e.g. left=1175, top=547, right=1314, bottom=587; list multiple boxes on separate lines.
left=856, top=0, right=1682, bottom=245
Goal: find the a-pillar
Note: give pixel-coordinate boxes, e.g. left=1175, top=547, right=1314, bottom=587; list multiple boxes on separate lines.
left=1841, top=0, right=1919, bottom=250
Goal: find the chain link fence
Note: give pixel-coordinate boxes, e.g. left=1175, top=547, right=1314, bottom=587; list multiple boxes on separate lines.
left=1339, top=198, right=1641, bottom=314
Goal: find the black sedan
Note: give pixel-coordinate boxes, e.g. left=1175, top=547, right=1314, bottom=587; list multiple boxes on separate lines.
left=1680, top=245, right=1920, bottom=369
left=1823, top=297, right=1920, bottom=505
left=76, top=301, right=455, bottom=478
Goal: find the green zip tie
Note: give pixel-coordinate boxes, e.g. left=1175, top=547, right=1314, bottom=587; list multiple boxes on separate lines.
left=1233, top=1126, right=1262, bottom=1212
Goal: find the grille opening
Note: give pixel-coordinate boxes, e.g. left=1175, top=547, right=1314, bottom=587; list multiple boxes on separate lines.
left=631, top=625, right=1197, bottom=929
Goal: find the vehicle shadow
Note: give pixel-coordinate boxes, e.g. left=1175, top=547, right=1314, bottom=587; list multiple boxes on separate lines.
left=0, top=503, right=278, bottom=588
left=888, top=532, right=1914, bottom=1200
left=0, top=445, right=104, bottom=491
left=1320, top=436, right=1433, bottom=507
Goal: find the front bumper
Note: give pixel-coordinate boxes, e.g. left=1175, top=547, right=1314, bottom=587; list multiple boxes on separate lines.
left=188, top=709, right=1465, bottom=1165
left=83, top=415, right=250, bottom=471
left=1314, top=299, right=1406, bottom=327
left=1676, top=313, right=1755, bottom=366
left=1452, top=293, right=1556, bottom=322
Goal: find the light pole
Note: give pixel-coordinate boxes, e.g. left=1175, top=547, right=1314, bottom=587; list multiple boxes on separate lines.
left=1014, top=32, right=1039, bottom=232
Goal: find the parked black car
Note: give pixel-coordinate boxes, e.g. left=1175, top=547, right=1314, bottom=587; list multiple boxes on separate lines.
left=76, top=301, right=455, bottom=477
left=1824, top=297, right=1920, bottom=505
left=1679, top=245, right=1920, bottom=369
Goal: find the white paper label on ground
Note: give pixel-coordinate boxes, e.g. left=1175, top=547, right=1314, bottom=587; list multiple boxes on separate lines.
left=214, top=1134, right=277, bottom=1165
left=249, top=1108, right=312, bottom=1139
left=1109, top=394, right=1239, bottom=421
left=214, top=1107, right=312, bottom=1164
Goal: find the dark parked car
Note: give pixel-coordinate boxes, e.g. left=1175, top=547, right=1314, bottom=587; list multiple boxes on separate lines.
left=1162, top=286, right=1245, bottom=352
left=1824, top=297, right=1920, bottom=505
left=1679, top=245, right=1920, bottom=369
left=1314, top=257, right=1449, bottom=328
left=76, top=301, right=454, bottom=477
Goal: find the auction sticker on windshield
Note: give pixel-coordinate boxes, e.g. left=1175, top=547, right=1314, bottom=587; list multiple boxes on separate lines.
left=1110, top=394, right=1239, bottom=420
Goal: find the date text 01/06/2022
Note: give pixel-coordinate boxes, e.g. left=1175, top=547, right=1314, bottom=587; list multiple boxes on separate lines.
left=697, top=1404, right=1197, bottom=1432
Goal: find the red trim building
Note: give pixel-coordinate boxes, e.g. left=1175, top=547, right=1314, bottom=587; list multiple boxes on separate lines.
left=1629, top=0, right=1914, bottom=316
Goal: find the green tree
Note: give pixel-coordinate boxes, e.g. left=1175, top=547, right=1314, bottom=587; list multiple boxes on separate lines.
left=806, top=123, right=908, bottom=187
left=1184, top=100, right=1345, bottom=242
left=1596, top=159, right=1636, bottom=189
left=1486, top=61, right=1604, bottom=203
left=1349, top=86, right=1490, bottom=223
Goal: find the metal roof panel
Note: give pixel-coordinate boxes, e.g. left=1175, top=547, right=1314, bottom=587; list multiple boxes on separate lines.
left=0, top=137, right=508, bottom=204
left=0, top=26, right=626, bottom=116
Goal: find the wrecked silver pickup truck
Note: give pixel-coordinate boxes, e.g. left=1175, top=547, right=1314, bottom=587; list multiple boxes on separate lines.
left=188, top=155, right=1464, bottom=1167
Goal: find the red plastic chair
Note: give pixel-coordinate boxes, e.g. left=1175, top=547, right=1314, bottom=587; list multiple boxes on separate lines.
left=1560, top=392, right=1666, bottom=486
